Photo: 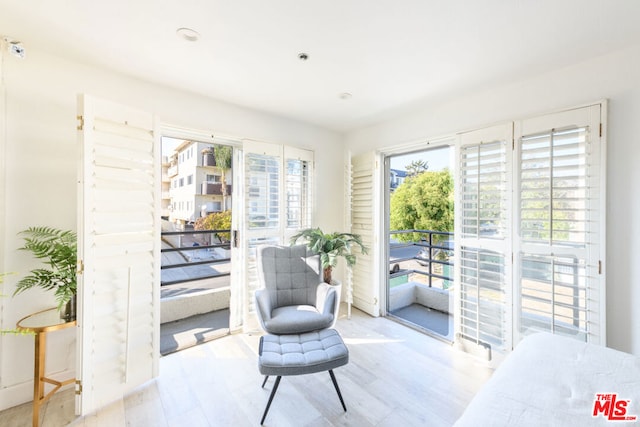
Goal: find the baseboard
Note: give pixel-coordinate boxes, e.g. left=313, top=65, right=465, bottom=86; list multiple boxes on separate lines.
left=0, top=367, right=75, bottom=411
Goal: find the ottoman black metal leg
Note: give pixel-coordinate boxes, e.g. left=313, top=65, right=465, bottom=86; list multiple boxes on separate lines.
left=260, top=375, right=282, bottom=425
left=328, top=369, right=347, bottom=412
left=261, top=375, right=269, bottom=388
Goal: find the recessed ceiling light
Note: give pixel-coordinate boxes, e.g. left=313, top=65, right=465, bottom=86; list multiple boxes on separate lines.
left=176, top=27, right=200, bottom=42
left=339, top=92, right=352, bottom=100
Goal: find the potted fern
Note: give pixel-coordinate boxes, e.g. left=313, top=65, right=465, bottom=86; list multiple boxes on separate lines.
left=290, top=228, right=368, bottom=285
left=13, top=227, right=77, bottom=321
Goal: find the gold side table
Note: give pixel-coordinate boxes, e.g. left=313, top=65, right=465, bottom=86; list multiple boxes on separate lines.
left=17, top=307, right=76, bottom=427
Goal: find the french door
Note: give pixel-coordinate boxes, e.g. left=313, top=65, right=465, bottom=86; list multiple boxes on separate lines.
left=514, top=104, right=605, bottom=345
left=457, top=123, right=514, bottom=355
left=455, top=102, right=606, bottom=355
left=240, top=140, right=314, bottom=330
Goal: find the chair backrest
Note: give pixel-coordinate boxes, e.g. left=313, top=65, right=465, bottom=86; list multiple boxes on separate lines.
left=257, top=244, right=321, bottom=308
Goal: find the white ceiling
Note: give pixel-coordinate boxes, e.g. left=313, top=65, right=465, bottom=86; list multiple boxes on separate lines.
left=1, top=0, right=639, bottom=132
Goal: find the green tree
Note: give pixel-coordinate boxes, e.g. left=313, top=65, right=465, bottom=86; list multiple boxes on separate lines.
left=214, top=144, right=233, bottom=208
left=194, top=210, right=232, bottom=242
left=406, top=159, right=429, bottom=177
left=390, top=169, right=453, bottom=243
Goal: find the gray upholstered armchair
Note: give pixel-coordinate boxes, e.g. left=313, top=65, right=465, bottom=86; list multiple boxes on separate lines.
left=255, top=244, right=338, bottom=334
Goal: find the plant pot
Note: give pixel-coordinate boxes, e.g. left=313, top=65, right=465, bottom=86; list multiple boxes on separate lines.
left=61, top=295, right=77, bottom=322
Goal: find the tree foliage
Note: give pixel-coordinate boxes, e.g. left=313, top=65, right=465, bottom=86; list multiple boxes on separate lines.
left=194, top=210, right=232, bottom=242
left=390, top=170, right=453, bottom=243
left=214, top=145, right=233, bottom=198
left=406, top=159, right=429, bottom=177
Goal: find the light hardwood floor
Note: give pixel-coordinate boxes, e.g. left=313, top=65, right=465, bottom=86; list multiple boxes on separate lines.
left=0, top=307, right=493, bottom=427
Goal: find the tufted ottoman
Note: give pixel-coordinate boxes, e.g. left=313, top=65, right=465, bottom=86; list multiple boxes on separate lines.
left=258, top=328, right=349, bottom=424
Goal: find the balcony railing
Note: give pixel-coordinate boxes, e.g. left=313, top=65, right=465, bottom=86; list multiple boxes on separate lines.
left=161, top=228, right=231, bottom=286
left=201, top=182, right=232, bottom=195
left=388, top=229, right=454, bottom=339
left=389, top=229, right=454, bottom=289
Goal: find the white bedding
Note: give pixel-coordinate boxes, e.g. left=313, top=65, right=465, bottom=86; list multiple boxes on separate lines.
left=454, top=333, right=640, bottom=427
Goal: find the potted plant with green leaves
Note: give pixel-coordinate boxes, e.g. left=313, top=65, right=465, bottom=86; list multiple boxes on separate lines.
left=13, top=226, right=77, bottom=321
left=290, top=227, right=368, bottom=285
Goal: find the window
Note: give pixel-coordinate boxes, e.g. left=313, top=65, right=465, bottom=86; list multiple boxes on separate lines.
left=187, top=174, right=193, bottom=185
left=206, top=174, right=221, bottom=183
left=179, top=177, right=184, bottom=187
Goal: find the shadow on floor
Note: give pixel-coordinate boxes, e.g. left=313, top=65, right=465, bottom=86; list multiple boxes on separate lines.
left=160, top=309, right=230, bottom=356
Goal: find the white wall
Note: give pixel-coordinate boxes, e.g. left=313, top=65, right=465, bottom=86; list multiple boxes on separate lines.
left=0, top=48, right=343, bottom=410
left=345, top=43, right=640, bottom=356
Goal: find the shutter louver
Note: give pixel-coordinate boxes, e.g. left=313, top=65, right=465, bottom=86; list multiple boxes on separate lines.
left=460, top=248, right=507, bottom=350
left=520, top=127, right=588, bottom=246
left=520, top=254, right=589, bottom=340
left=461, top=141, right=508, bottom=239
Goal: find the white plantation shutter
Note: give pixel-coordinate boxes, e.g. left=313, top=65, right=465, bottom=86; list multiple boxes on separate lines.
left=457, top=124, right=513, bottom=354
left=349, top=151, right=379, bottom=316
left=515, top=104, right=605, bottom=345
left=76, top=94, right=160, bottom=415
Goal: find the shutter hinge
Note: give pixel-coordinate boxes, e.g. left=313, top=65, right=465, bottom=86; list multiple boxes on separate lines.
left=75, top=380, right=83, bottom=395
left=599, top=123, right=603, bottom=137
left=512, top=138, right=515, bottom=150
left=598, top=260, right=602, bottom=275
left=76, top=115, right=84, bottom=131
left=76, top=259, right=84, bottom=275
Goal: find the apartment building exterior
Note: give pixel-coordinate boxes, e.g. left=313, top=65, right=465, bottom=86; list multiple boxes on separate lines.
left=167, top=140, right=232, bottom=224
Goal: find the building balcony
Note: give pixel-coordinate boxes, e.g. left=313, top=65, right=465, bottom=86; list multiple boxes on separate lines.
left=167, top=165, right=178, bottom=177
left=201, top=182, right=232, bottom=195
left=202, top=152, right=216, bottom=167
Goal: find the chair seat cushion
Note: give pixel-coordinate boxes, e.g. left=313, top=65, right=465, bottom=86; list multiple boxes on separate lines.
left=259, top=329, right=349, bottom=376
left=264, top=305, right=334, bottom=334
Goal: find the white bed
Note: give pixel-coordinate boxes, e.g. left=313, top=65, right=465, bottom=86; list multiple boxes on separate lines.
left=455, top=333, right=640, bottom=427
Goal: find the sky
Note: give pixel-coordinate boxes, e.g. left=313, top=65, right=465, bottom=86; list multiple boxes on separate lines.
left=161, top=136, right=184, bottom=155
left=389, top=145, right=452, bottom=172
